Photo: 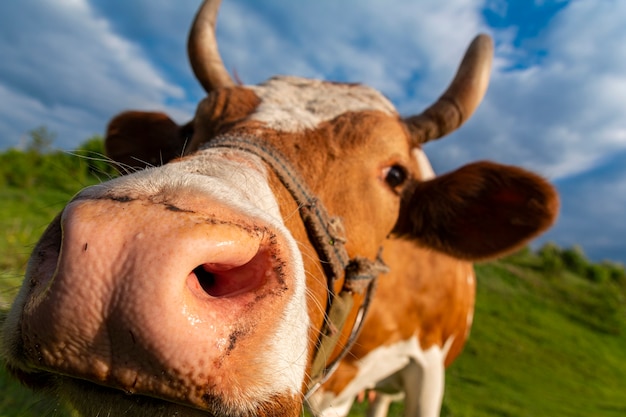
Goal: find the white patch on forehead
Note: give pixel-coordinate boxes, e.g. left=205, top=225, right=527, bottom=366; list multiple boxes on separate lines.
left=248, top=75, right=397, bottom=132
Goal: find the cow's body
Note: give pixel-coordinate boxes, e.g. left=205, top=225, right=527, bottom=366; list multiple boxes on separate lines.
left=309, top=240, right=475, bottom=417
left=2, top=2, right=558, bottom=417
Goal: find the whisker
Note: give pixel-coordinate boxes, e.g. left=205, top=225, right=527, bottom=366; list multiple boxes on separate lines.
left=282, top=201, right=307, bottom=223
left=130, top=155, right=156, bottom=169
left=181, top=137, right=190, bottom=158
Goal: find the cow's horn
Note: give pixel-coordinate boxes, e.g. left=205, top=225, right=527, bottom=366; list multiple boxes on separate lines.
left=404, top=34, right=493, bottom=145
left=188, top=0, right=235, bottom=93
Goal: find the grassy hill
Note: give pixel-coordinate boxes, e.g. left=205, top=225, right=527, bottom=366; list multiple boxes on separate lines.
left=1, top=144, right=625, bottom=417
left=442, top=257, right=626, bottom=417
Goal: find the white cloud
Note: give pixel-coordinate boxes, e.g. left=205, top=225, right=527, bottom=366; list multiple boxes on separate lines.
left=0, top=0, right=489, bottom=148
left=217, top=0, right=487, bottom=102
left=423, top=0, right=626, bottom=185
left=537, top=151, right=626, bottom=262
left=0, top=0, right=185, bottom=148
left=0, top=83, right=100, bottom=148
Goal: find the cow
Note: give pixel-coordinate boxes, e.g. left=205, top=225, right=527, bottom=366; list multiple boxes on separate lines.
left=1, top=1, right=558, bottom=417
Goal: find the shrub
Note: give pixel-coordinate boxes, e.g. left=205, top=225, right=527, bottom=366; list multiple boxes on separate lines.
left=585, top=264, right=610, bottom=284
left=0, top=130, right=116, bottom=191
left=538, top=242, right=564, bottom=273
left=601, top=261, right=626, bottom=285
left=0, top=149, right=43, bottom=188
left=561, top=245, right=589, bottom=275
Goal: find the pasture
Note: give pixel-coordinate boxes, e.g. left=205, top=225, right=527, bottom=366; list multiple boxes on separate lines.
left=1, top=143, right=625, bottom=416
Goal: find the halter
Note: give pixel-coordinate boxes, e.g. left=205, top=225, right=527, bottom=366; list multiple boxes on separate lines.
left=205, top=135, right=389, bottom=397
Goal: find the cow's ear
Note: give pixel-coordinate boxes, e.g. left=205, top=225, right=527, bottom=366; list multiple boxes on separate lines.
left=393, top=161, right=559, bottom=261
left=105, top=111, right=192, bottom=174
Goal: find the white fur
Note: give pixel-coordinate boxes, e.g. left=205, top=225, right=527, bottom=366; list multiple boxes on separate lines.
left=77, top=148, right=310, bottom=399
left=248, top=76, right=397, bottom=132
left=308, top=335, right=454, bottom=417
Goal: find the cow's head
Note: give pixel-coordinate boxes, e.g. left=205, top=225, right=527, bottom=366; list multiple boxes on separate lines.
left=1, top=1, right=558, bottom=416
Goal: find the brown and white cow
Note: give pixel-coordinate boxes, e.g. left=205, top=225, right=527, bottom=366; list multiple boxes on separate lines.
left=1, top=1, right=558, bottom=417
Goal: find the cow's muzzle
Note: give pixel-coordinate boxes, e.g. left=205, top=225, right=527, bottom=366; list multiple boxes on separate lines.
left=7, top=195, right=302, bottom=414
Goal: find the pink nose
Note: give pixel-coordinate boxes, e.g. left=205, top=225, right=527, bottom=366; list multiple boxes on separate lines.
left=19, top=196, right=296, bottom=406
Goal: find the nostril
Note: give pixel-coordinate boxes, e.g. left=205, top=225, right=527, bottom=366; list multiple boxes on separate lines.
left=187, top=247, right=275, bottom=299
left=193, top=265, right=217, bottom=295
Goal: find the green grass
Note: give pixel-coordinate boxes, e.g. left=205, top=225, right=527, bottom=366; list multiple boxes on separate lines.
left=0, top=371, right=70, bottom=417
left=2, top=183, right=626, bottom=417
left=1, top=185, right=81, bottom=417
left=0, top=187, right=83, bottom=307
left=441, top=260, right=626, bottom=417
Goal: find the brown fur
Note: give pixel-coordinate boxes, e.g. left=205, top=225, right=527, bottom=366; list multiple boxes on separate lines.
left=230, top=111, right=420, bottom=375
left=321, top=242, right=475, bottom=395
left=187, top=87, right=261, bottom=153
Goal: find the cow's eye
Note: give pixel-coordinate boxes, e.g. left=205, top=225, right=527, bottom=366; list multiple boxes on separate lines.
left=384, top=165, right=408, bottom=188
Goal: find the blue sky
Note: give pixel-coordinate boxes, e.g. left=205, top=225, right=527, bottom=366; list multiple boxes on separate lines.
left=1, top=0, right=625, bottom=264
